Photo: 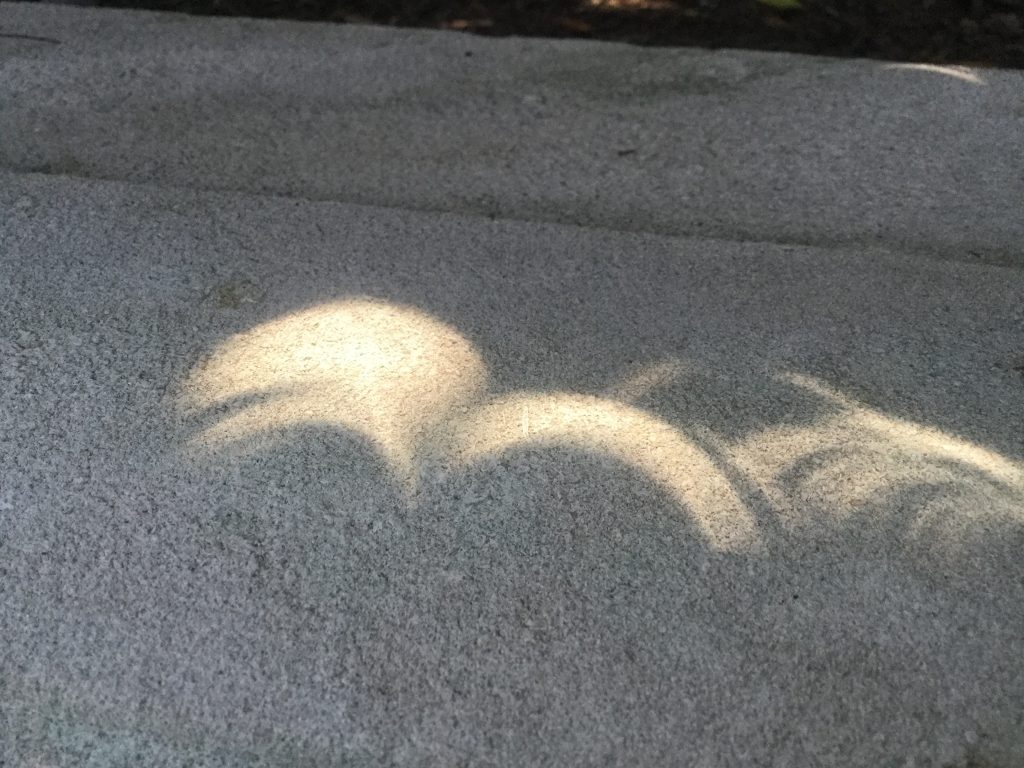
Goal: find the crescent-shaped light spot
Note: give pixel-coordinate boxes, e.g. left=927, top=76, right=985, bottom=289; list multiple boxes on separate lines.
left=729, top=373, right=1024, bottom=548
left=783, top=373, right=1023, bottom=486
left=882, top=63, right=985, bottom=86
left=445, top=391, right=761, bottom=553
left=180, top=298, right=488, bottom=488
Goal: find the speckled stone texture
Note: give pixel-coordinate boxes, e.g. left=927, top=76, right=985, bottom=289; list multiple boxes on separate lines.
left=2, top=5, right=1024, bottom=767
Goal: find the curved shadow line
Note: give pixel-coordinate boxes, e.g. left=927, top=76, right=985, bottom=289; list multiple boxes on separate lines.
left=179, top=297, right=490, bottom=490
left=444, top=391, right=761, bottom=553
left=782, top=372, right=1023, bottom=486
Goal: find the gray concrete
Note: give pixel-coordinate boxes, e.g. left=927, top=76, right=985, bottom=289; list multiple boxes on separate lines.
left=4, top=171, right=1024, bottom=767
left=2, top=3, right=1024, bottom=266
left=2, top=5, right=1024, bottom=768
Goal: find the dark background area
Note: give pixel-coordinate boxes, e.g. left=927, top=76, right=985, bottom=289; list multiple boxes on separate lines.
left=27, top=0, right=1024, bottom=68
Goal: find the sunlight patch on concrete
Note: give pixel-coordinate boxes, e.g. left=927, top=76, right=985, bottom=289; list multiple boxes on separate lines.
left=731, top=373, right=1024, bottom=553
left=179, top=301, right=760, bottom=551
left=785, top=373, right=1022, bottom=486
left=181, top=298, right=487, bottom=487
left=179, top=301, right=1020, bottom=557
left=446, top=391, right=760, bottom=552
left=883, top=63, right=986, bottom=86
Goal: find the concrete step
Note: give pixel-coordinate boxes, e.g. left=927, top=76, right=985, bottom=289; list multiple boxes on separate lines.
left=3, top=3, right=1023, bottom=266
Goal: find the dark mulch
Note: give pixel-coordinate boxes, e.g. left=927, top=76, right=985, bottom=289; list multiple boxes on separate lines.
left=33, top=0, right=1024, bottom=67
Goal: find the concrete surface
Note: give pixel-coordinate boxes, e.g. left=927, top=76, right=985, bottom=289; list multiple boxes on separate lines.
left=2, top=4, right=1024, bottom=768
left=2, top=3, right=1024, bottom=267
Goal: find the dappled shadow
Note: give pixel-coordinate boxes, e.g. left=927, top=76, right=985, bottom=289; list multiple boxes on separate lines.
left=182, top=299, right=487, bottom=488
left=730, top=372, right=1024, bottom=556
left=179, top=296, right=1024, bottom=569
left=180, top=297, right=760, bottom=551
left=23, top=321, right=1023, bottom=765
left=6, top=216, right=1023, bottom=765
left=446, top=391, right=757, bottom=550
left=11, top=289, right=1024, bottom=765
